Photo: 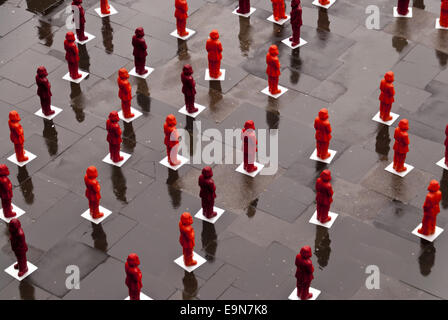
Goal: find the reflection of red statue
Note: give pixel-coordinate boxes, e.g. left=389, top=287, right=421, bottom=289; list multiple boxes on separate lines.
left=206, top=30, right=223, bottom=79
left=418, top=180, right=442, bottom=236
left=107, top=111, right=124, bottom=163
left=237, top=0, right=251, bottom=14
left=175, top=0, right=189, bottom=37
left=9, top=219, right=28, bottom=277
left=379, top=71, right=395, bottom=122
left=241, top=120, right=258, bottom=173
left=9, top=111, right=28, bottom=163
left=397, top=0, right=410, bottom=16
left=316, top=170, right=333, bottom=223
left=289, top=0, right=303, bottom=46
left=118, top=68, right=134, bottom=119
left=295, top=246, right=314, bottom=300
left=72, top=0, right=88, bottom=41
left=125, top=253, right=143, bottom=300
left=100, top=0, right=110, bottom=15
left=198, top=167, right=217, bottom=219
left=179, top=212, right=197, bottom=266
left=164, top=114, right=181, bottom=166
left=445, top=124, right=448, bottom=166
left=314, top=108, right=332, bottom=160
left=271, top=0, right=287, bottom=21
left=393, top=119, right=410, bottom=172
left=266, top=45, right=281, bottom=95
left=64, top=32, right=82, bottom=80
left=181, top=64, right=198, bottom=113
left=441, top=0, right=448, bottom=28
left=0, top=165, right=16, bottom=218
left=132, top=28, right=148, bottom=75
left=36, top=66, right=55, bottom=116
left=84, top=166, right=104, bottom=219
left=319, top=0, right=330, bottom=5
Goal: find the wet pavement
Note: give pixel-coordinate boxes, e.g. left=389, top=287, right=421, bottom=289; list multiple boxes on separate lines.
left=0, top=0, right=447, bottom=300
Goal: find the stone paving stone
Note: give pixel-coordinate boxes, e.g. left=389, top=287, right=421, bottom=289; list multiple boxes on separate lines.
left=197, top=263, right=242, bottom=300
left=392, top=60, right=440, bottom=90
left=0, top=78, right=35, bottom=105
left=0, top=3, right=34, bottom=37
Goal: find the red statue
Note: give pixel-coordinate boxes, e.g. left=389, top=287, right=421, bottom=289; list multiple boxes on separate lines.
left=175, top=0, right=189, bottom=37
left=198, top=166, right=217, bottom=219
left=84, top=166, right=104, bottom=219
left=125, top=253, right=143, bottom=300
left=107, top=111, right=124, bottom=163
left=0, top=165, right=16, bottom=218
left=164, top=114, right=181, bottom=166
left=9, top=111, right=28, bottom=163
left=379, top=71, right=395, bottom=122
left=397, top=0, right=410, bottom=16
left=132, top=27, right=148, bottom=75
left=64, top=32, right=82, bottom=80
left=271, top=0, right=287, bottom=21
left=441, top=0, right=448, bottom=28
left=289, top=0, right=303, bottom=47
left=393, top=119, right=410, bottom=172
left=179, top=212, right=197, bottom=266
left=100, top=0, right=110, bottom=15
left=266, top=45, right=281, bottom=95
left=314, top=108, right=332, bottom=160
left=206, top=30, right=223, bottom=79
left=241, top=120, right=258, bottom=173
left=316, top=170, right=333, bottom=223
left=36, top=66, right=55, bottom=116
left=418, top=180, right=442, bottom=236
left=295, top=246, right=314, bottom=300
left=181, top=64, right=198, bottom=113
left=319, top=0, right=330, bottom=5
left=118, top=68, right=134, bottom=119
left=9, top=219, right=28, bottom=277
left=237, top=0, right=251, bottom=14
left=72, top=0, right=88, bottom=41
left=445, top=124, right=448, bottom=166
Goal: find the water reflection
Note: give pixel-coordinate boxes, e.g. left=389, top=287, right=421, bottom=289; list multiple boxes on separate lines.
left=418, top=239, right=435, bottom=276
left=375, top=124, right=390, bottom=160
left=122, top=123, right=136, bottom=153
left=208, top=82, right=223, bottom=113
left=392, top=36, right=408, bottom=53
left=17, top=167, right=34, bottom=205
left=167, top=170, right=181, bottom=209
left=317, top=8, right=330, bottom=33
left=314, top=226, right=331, bottom=269
left=247, top=198, right=258, bottom=218
left=266, top=103, right=279, bottom=130
left=102, top=17, right=114, bottom=54
left=435, top=49, right=448, bottom=68
left=413, top=0, right=425, bottom=9
left=111, top=166, right=127, bottom=203
left=201, top=221, right=217, bottom=260
left=19, top=280, right=36, bottom=300
left=70, top=83, right=85, bottom=122
left=182, top=271, right=198, bottom=300
left=91, top=222, right=108, bottom=251
left=136, top=79, right=150, bottom=113
left=78, top=44, right=90, bottom=74
left=43, top=119, right=58, bottom=156
left=440, top=170, right=448, bottom=209
left=177, top=39, right=190, bottom=61
left=37, top=20, right=53, bottom=47
left=238, top=16, right=252, bottom=57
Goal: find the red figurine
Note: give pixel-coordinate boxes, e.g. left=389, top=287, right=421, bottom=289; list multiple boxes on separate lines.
left=179, top=212, right=197, bottom=266
left=64, top=32, right=82, bottom=80
left=175, top=0, right=189, bottom=37
left=164, top=114, right=181, bottom=166
left=9, top=111, right=28, bottom=163
left=132, top=27, right=148, bottom=76
left=107, top=111, right=124, bottom=163
left=118, top=68, right=134, bottom=119
left=198, top=166, right=217, bottom=219
left=100, top=0, right=110, bottom=15
left=125, top=253, right=143, bottom=300
left=397, top=0, right=410, bottom=16
left=271, top=0, right=287, bottom=21
left=206, top=30, right=223, bottom=79
left=444, top=124, right=448, bottom=166
left=181, top=64, right=198, bottom=113
left=9, top=219, right=28, bottom=277
left=84, top=166, right=104, bottom=219
left=0, top=165, right=16, bottom=218
left=237, top=0, right=251, bottom=14
left=295, top=246, right=314, bottom=300
left=316, top=170, right=333, bottom=223
left=266, top=45, right=281, bottom=95
left=72, top=0, right=88, bottom=41
left=393, top=119, right=410, bottom=172
left=319, top=0, right=330, bottom=5
left=241, top=120, right=258, bottom=173
left=36, top=66, right=55, bottom=116
left=314, top=108, right=332, bottom=160
left=441, top=0, right=448, bottom=28
left=379, top=71, right=395, bottom=122
left=418, top=180, right=442, bottom=236
left=289, top=0, right=303, bottom=47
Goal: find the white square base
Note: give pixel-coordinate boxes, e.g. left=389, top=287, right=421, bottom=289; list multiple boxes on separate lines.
left=281, top=37, right=307, bottom=49
left=75, top=32, right=96, bottom=45
left=129, top=67, right=154, bottom=79
left=178, top=103, right=206, bottom=118
left=125, top=292, right=153, bottom=300
left=170, top=28, right=196, bottom=40
left=267, top=14, right=290, bottom=25
left=0, top=204, right=26, bottom=223
left=309, top=211, right=339, bottom=229
left=159, top=155, right=189, bottom=171
left=261, top=85, right=288, bottom=99
left=118, top=107, right=143, bottom=123
left=232, top=7, right=256, bottom=18
left=312, top=0, right=337, bottom=9
left=436, top=158, right=448, bottom=170
left=235, top=162, right=264, bottom=177
left=7, top=151, right=37, bottom=167
left=174, top=252, right=207, bottom=273
left=102, top=152, right=131, bottom=167
left=94, top=5, right=118, bottom=18
left=412, top=223, right=444, bottom=242
left=372, top=111, right=399, bottom=126
left=81, top=206, right=112, bottom=224
left=205, top=69, right=226, bottom=81
left=194, top=207, right=225, bottom=224
left=4, top=262, right=38, bottom=281
left=34, top=106, right=63, bottom=120
left=288, top=287, right=321, bottom=300
left=385, top=162, right=414, bottom=177
left=436, top=19, right=448, bottom=30
left=393, top=7, right=412, bottom=18
left=309, top=149, right=337, bottom=164
left=62, top=70, right=89, bottom=83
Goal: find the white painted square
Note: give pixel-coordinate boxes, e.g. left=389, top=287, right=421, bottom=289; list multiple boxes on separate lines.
left=0, top=204, right=26, bottom=223
left=232, top=7, right=256, bottom=18
left=372, top=111, right=399, bottom=126
left=385, top=162, right=414, bottom=177
left=436, top=18, right=448, bottom=30
left=81, top=206, right=112, bottom=224
left=436, top=158, right=448, bottom=170
left=159, top=155, right=189, bottom=171
left=235, top=162, right=264, bottom=177
left=129, top=67, right=154, bottom=79
left=309, top=149, right=337, bottom=164
left=194, top=207, right=225, bottom=224
left=4, top=262, right=38, bottom=281
left=34, top=106, right=63, bottom=120
left=312, top=0, right=337, bottom=9
left=281, top=37, right=307, bottom=49
left=309, top=210, right=339, bottom=229
left=261, top=85, right=289, bottom=99
left=412, top=223, right=444, bottom=242
left=170, top=28, right=196, bottom=40
left=102, top=152, right=131, bottom=167
left=75, top=32, right=96, bottom=45
left=288, top=287, right=321, bottom=300
left=117, top=108, right=143, bottom=123
left=267, top=14, right=290, bottom=25
left=94, top=5, right=118, bottom=18
left=205, top=69, right=226, bottom=81
left=393, top=7, right=412, bottom=18
left=174, top=252, right=207, bottom=273
left=62, top=70, right=89, bottom=83
left=178, top=103, right=206, bottom=118
left=125, top=292, right=153, bottom=300
left=7, top=151, right=37, bottom=167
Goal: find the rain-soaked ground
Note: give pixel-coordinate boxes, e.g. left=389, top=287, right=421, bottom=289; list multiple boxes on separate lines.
left=0, top=0, right=447, bottom=300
